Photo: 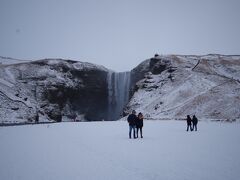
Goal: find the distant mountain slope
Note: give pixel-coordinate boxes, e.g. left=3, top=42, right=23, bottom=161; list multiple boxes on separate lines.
left=127, top=54, right=240, bottom=121
left=0, top=56, right=31, bottom=65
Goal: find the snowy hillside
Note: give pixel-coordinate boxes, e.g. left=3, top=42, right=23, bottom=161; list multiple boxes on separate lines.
left=127, top=54, right=240, bottom=121
left=0, top=56, right=31, bottom=65
left=0, top=120, right=240, bottom=180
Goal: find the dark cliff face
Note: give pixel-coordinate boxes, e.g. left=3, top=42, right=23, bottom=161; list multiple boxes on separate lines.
left=0, top=59, right=109, bottom=122
left=42, top=70, right=108, bottom=121
left=35, top=60, right=109, bottom=121
left=67, top=69, right=108, bottom=121
left=130, top=56, right=171, bottom=96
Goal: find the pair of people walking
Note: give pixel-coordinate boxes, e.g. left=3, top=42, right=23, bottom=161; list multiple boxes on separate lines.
left=186, top=115, right=198, bottom=131
left=127, top=110, right=143, bottom=139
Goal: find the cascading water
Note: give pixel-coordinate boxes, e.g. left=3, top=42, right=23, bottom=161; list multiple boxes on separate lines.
left=107, top=71, right=131, bottom=120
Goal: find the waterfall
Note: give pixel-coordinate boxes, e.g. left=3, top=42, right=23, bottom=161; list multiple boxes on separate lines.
left=107, top=71, right=131, bottom=120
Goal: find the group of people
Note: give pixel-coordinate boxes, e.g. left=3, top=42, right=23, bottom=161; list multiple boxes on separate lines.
left=127, top=111, right=199, bottom=139
left=127, top=110, right=144, bottom=139
left=186, top=115, right=198, bottom=131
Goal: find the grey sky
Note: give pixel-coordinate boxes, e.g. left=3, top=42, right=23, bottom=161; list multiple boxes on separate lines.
left=0, top=0, right=240, bottom=71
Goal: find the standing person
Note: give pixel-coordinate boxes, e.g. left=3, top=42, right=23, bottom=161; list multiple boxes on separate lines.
left=186, top=115, right=192, bottom=131
left=127, top=110, right=137, bottom=139
left=136, top=112, right=144, bottom=138
left=192, top=115, right=198, bottom=131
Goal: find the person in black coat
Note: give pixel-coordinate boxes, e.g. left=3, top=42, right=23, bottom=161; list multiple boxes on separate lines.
left=136, top=112, right=144, bottom=138
left=127, top=110, right=137, bottom=139
left=192, top=115, right=198, bottom=131
left=186, top=115, right=192, bottom=131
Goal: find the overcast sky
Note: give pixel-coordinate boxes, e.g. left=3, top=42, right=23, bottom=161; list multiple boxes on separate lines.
left=0, top=0, right=239, bottom=71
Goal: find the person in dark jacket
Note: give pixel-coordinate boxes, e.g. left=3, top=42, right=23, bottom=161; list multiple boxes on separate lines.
left=127, top=110, right=137, bottom=139
left=192, top=115, right=198, bottom=131
left=136, top=112, right=144, bottom=138
left=186, top=115, right=192, bottom=131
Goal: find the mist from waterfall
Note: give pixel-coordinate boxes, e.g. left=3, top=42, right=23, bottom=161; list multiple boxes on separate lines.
left=107, top=71, right=131, bottom=120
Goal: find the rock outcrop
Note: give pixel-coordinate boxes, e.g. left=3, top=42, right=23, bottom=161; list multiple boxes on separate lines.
left=0, top=59, right=109, bottom=123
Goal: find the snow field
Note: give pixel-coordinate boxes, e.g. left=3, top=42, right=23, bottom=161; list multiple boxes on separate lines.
left=0, top=120, right=240, bottom=180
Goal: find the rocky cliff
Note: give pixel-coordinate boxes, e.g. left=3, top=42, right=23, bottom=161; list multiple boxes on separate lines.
left=1, top=54, right=240, bottom=124
left=0, top=58, right=109, bottom=123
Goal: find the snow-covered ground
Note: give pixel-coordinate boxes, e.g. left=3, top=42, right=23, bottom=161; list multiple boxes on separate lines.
left=0, top=120, right=240, bottom=180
